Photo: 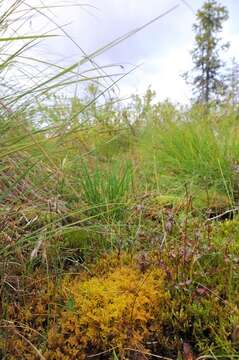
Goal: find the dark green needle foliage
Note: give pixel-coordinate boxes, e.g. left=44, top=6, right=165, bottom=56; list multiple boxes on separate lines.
left=186, top=0, right=229, bottom=104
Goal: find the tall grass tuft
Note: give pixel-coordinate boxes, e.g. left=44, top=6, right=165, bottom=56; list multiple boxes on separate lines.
left=79, top=160, right=133, bottom=220
left=140, top=113, right=238, bottom=203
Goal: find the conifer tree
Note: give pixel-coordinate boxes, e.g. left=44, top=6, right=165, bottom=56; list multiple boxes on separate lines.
left=188, top=0, right=229, bottom=103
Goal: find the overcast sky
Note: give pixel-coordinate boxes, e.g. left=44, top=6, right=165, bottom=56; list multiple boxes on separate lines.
left=32, top=0, right=239, bottom=103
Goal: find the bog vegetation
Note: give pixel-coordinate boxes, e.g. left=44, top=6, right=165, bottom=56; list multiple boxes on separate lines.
left=1, top=1, right=239, bottom=359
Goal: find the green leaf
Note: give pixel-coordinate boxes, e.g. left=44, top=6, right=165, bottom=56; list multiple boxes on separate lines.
left=65, top=297, right=76, bottom=311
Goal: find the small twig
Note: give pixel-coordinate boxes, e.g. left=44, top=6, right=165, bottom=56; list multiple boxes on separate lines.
left=124, top=348, right=173, bottom=360
left=87, top=347, right=118, bottom=358
left=1, top=320, right=47, bottom=340
left=160, top=231, right=167, bottom=250
left=196, top=356, right=239, bottom=360
left=3, top=281, right=18, bottom=292
left=205, top=207, right=239, bottom=222
left=0, top=99, right=13, bottom=114
left=11, top=328, right=46, bottom=360
left=30, top=238, right=43, bottom=260
left=130, top=270, right=153, bottom=325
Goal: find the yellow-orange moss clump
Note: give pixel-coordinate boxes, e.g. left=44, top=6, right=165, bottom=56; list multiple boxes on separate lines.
left=3, top=261, right=169, bottom=359
left=2, top=248, right=239, bottom=359
left=45, top=266, right=169, bottom=359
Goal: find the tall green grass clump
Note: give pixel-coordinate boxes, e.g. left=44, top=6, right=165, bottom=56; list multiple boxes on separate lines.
left=139, top=109, right=239, bottom=204
left=79, top=160, right=133, bottom=220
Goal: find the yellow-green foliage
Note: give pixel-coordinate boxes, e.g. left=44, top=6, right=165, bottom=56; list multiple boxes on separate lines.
left=218, top=218, right=239, bottom=236
left=45, top=266, right=168, bottom=359
left=192, top=188, right=232, bottom=210
left=3, top=262, right=169, bottom=359
left=3, top=248, right=239, bottom=359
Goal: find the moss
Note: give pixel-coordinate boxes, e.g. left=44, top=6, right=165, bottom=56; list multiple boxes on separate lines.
left=193, top=188, right=231, bottom=210
left=63, top=227, right=103, bottom=250
left=3, top=262, right=169, bottom=359
left=4, top=245, right=239, bottom=359
left=147, top=194, right=182, bottom=208
left=46, top=266, right=168, bottom=358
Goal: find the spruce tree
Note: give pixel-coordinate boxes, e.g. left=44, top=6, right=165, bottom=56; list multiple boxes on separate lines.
left=188, top=0, right=229, bottom=103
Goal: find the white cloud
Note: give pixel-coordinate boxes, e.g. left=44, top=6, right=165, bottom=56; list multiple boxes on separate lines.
left=12, top=0, right=239, bottom=103
left=117, top=45, right=192, bottom=103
